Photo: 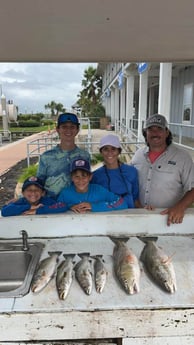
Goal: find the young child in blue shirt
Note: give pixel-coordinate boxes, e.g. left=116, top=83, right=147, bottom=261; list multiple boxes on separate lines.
left=57, top=159, right=128, bottom=213
left=1, top=176, right=68, bottom=217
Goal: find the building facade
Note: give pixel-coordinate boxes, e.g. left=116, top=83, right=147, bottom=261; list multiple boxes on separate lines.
left=97, top=62, right=194, bottom=141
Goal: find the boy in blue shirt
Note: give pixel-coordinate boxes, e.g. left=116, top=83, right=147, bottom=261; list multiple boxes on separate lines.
left=58, top=159, right=128, bottom=213
left=1, top=176, right=68, bottom=217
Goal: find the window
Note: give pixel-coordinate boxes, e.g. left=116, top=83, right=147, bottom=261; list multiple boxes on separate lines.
left=182, top=83, right=193, bottom=123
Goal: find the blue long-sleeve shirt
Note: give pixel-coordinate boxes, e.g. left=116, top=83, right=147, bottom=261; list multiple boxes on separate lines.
left=58, top=183, right=128, bottom=212
left=1, top=196, right=68, bottom=217
left=91, top=163, right=139, bottom=208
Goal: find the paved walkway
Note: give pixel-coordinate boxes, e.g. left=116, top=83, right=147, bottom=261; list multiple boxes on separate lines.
left=0, top=132, right=47, bottom=176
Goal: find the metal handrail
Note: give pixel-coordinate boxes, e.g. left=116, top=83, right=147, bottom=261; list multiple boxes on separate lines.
left=0, top=130, right=12, bottom=144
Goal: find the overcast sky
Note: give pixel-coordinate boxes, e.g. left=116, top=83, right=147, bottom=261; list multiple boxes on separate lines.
left=0, top=63, right=97, bottom=114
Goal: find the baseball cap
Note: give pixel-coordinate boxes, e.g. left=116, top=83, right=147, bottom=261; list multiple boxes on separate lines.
left=57, top=113, right=80, bottom=127
left=99, top=134, right=121, bottom=150
left=22, top=176, right=45, bottom=192
left=70, top=159, right=91, bottom=174
left=144, top=114, right=169, bottom=130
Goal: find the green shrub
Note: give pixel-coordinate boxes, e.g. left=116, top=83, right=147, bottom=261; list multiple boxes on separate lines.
left=9, top=122, right=19, bottom=127
left=41, top=119, right=55, bottom=126
left=18, top=164, right=38, bottom=183
left=18, top=120, right=40, bottom=127
left=91, top=153, right=103, bottom=165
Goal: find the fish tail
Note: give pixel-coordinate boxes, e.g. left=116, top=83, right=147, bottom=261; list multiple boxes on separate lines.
left=109, top=236, right=129, bottom=244
left=77, top=252, right=90, bottom=258
left=63, top=253, right=76, bottom=260
left=48, top=251, right=62, bottom=257
left=91, top=254, right=103, bottom=260
left=137, top=236, right=158, bottom=244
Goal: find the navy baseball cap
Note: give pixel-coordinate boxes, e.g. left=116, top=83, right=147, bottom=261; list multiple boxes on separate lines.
left=22, top=176, right=45, bottom=192
left=70, top=159, right=91, bottom=173
left=57, top=113, right=80, bottom=127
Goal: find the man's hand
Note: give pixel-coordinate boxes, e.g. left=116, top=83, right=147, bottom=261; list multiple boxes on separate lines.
left=160, top=206, right=185, bottom=226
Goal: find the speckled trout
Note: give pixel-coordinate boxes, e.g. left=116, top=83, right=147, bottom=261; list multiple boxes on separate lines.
left=31, top=251, right=62, bottom=293
left=74, top=253, right=93, bottom=295
left=139, top=237, right=177, bottom=293
left=56, top=254, right=75, bottom=300
left=92, top=255, right=108, bottom=293
left=111, top=238, right=140, bottom=294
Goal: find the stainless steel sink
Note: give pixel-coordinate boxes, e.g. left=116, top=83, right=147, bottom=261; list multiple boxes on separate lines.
left=0, top=240, right=43, bottom=298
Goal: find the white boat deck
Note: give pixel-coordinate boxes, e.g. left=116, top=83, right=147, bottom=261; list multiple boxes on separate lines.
left=0, top=209, right=194, bottom=343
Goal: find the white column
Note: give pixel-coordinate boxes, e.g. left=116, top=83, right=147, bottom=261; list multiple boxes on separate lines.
left=148, top=86, right=155, bottom=116
left=158, top=62, right=172, bottom=123
left=114, top=87, right=120, bottom=131
left=106, top=93, right=111, bottom=118
left=126, top=73, right=135, bottom=133
left=120, top=86, right=126, bottom=131
left=110, top=87, right=115, bottom=124
left=1, top=95, right=9, bottom=138
left=138, top=70, right=148, bottom=141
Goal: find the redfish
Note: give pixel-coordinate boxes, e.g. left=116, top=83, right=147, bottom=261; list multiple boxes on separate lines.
left=139, top=237, right=177, bottom=293
left=111, top=238, right=140, bottom=294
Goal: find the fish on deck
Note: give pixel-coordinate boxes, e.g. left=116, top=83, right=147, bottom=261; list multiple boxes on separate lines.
left=56, top=254, right=75, bottom=300
left=139, top=237, right=177, bottom=293
left=74, top=253, right=93, bottom=295
left=111, top=237, right=141, bottom=295
left=31, top=251, right=62, bottom=293
left=92, top=255, right=108, bottom=293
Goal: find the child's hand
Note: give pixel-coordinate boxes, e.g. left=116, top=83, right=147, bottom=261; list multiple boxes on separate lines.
left=22, top=204, right=44, bottom=215
left=22, top=209, right=37, bottom=215
left=71, top=202, right=92, bottom=213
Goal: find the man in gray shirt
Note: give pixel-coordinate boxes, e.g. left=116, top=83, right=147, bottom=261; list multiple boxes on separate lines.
left=132, top=114, right=194, bottom=226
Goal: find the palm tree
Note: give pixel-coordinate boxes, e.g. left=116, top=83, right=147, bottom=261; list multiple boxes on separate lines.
left=77, top=66, right=104, bottom=119
left=45, top=101, right=66, bottom=119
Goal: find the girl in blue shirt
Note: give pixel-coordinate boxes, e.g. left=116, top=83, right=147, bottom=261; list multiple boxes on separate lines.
left=91, top=134, right=139, bottom=208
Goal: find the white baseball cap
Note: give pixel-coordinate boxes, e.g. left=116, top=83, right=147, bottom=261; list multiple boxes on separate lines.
left=99, top=134, right=121, bottom=150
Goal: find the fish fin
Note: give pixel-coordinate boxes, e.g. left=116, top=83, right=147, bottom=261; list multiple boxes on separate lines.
left=137, top=236, right=158, bottom=244
left=162, top=252, right=176, bottom=265
left=109, top=236, right=129, bottom=244
left=125, top=254, right=136, bottom=263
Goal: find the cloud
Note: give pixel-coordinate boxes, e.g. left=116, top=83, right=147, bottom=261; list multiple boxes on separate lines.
left=0, top=63, right=97, bottom=114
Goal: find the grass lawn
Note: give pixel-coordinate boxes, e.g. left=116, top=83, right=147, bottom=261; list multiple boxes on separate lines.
left=0, top=124, right=56, bottom=134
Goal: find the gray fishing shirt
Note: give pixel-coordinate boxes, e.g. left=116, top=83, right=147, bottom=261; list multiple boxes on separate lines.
left=132, top=143, right=194, bottom=208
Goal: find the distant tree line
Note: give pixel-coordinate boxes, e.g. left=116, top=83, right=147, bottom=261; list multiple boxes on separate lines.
left=12, top=66, right=105, bottom=129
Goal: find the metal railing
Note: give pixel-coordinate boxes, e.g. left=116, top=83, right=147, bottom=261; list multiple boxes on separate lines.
left=26, top=118, right=194, bottom=166
left=0, top=130, right=12, bottom=145
left=116, top=118, right=194, bottom=152
left=26, top=131, right=59, bottom=166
